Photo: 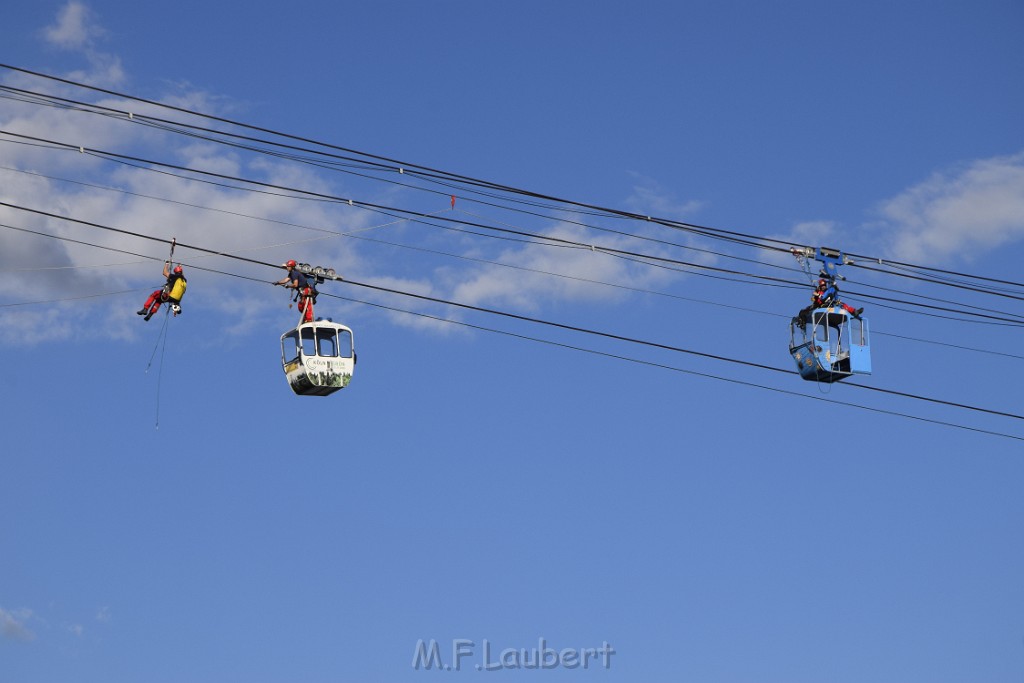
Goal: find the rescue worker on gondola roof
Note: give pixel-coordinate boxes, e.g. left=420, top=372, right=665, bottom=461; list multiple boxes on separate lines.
left=793, top=277, right=863, bottom=329
left=274, top=259, right=315, bottom=323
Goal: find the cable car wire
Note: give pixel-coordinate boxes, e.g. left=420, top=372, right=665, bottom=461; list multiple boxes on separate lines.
left=880, top=261, right=1024, bottom=295
left=4, top=66, right=1019, bottom=438
left=6, top=207, right=1018, bottom=361
left=5, top=139, right=1020, bottom=326
left=7, top=163, right=1021, bottom=337
left=327, top=292, right=1024, bottom=443
left=3, top=134, right=1019, bottom=325
left=7, top=212, right=1020, bottom=440
left=5, top=63, right=1020, bottom=294
left=5, top=92, right=1020, bottom=316
left=847, top=251, right=1024, bottom=290
left=0, top=286, right=145, bottom=307
left=2, top=211, right=1022, bottom=425
left=338, top=276, right=1024, bottom=421
left=4, top=176, right=1024, bottom=332
left=1, top=170, right=1012, bottom=327
left=851, top=261, right=1024, bottom=302
left=0, top=129, right=795, bottom=276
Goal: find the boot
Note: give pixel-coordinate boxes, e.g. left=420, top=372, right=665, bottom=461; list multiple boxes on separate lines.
left=137, top=308, right=148, bottom=315
left=144, top=311, right=154, bottom=321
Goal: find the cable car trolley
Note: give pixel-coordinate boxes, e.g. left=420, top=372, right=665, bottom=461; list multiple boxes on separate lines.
left=788, top=246, right=872, bottom=383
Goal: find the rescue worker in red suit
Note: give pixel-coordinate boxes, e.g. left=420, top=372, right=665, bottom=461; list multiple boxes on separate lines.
left=274, top=260, right=314, bottom=323
left=138, top=262, right=187, bottom=321
left=818, top=278, right=863, bottom=318
left=794, top=278, right=862, bottom=329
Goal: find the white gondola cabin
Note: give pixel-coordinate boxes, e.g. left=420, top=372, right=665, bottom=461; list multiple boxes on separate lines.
left=280, top=320, right=355, bottom=396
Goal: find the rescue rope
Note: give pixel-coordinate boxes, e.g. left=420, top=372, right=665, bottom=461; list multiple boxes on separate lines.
left=144, top=306, right=171, bottom=429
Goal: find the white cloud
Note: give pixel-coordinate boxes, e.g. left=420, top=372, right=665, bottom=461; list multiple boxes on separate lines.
left=623, top=172, right=705, bottom=219
left=358, top=274, right=465, bottom=334
left=0, top=32, right=368, bottom=343
left=1, top=38, right=708, bottom=344
left=9, top=4, right=1022, bottom=357
left=775, top=220, right=838, bottom=248
left=450, top=229, right=645, bottom=311
left=441, top=178, right=707, bottom=315
left=760, top=152, right=1024, bottom=274
left=9, top=2, right=913, bottom=352
left=7, top=4, right=735, bottom=346
left=0, top=607, right=36, bottom=642
left=874, top=151, right=1024, bottom=263
left=40, top=2, right=124, bottom=88
left=43, top=1, right=104, bottom=50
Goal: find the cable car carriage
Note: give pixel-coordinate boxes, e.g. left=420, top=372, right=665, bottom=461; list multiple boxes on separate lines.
left=787, top=245, right=873, bottom=383
left=789, top=308, right=871, bottom=383
left=280, top=319, right=355, bottom=396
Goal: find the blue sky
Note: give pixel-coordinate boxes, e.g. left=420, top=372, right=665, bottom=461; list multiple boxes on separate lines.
left=2, top=2, right=1023, bottom=682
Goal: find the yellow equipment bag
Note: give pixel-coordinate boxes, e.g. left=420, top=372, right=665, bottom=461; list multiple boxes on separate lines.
left=168, top=277, right=187, bottom=302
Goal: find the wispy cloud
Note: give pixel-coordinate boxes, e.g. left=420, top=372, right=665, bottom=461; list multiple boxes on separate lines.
left=872, top=151, right=1024, bottom=264
left=623, top=172, right=704, bottom=219
left=763, top=152, right=1024, bottom=273
left=440, top=178, right=706, bottom=315
left=0, top=607, right=36, bottom=642
left=10, top=4, right=1022, bottom=350
left=41, top=1, right=123, bottom=87
left=449, top=225, right=657, bottom=311
left=2, top=9, right=710, bottom=345
left=43, top=1, right=104, bottom=50
left=1, top=4, right=366, bottom=342
left=775, top=220, right=838, bottom=248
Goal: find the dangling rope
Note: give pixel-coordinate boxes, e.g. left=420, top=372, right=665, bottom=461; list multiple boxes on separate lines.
left=155, top=311, right=170, bottom=430
left=143, top=236, right=177, bottom=429
left=144, top=306, right=171, bottom=429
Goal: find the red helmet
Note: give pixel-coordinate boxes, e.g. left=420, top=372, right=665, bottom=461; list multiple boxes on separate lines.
left=286, top=259, right=297, bottom=268
left=818, top=279, right=827, bottom=287
left=173, top=265, right=183, bottom=274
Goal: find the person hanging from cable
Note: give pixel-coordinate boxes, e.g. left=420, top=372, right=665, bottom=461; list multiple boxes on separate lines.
left=137, top=261, right=187, bottom=321
left=273, top=259, right=316, bottom=323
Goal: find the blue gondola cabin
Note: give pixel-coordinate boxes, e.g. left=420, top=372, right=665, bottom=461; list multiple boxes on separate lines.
left=789, top=308, right=871, bottom=383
